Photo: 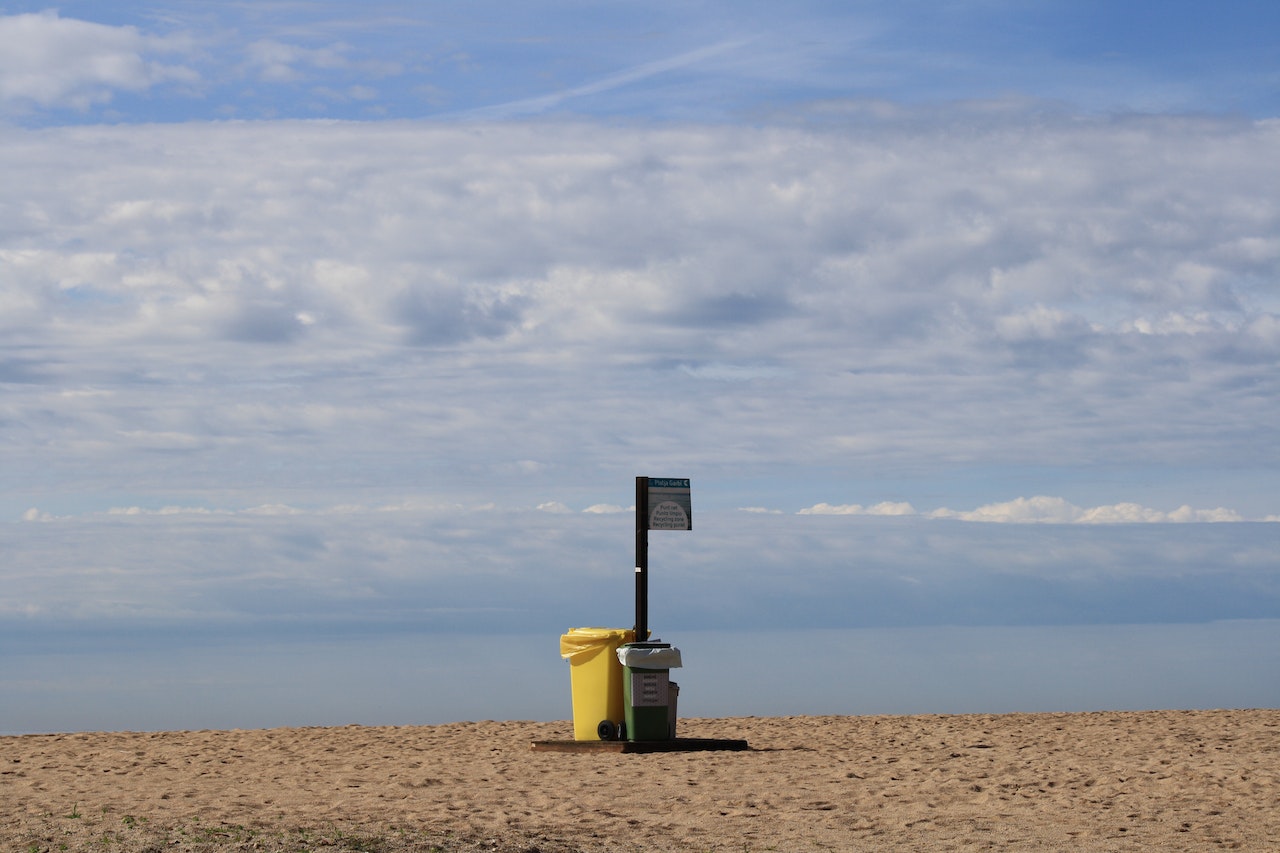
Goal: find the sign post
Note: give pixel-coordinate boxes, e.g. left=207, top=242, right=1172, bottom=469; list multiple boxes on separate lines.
left=635, top=476, right=691, bottom=641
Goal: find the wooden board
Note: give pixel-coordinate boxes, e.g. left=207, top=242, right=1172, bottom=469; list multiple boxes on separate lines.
left=530, top=737, right=749, bottom=754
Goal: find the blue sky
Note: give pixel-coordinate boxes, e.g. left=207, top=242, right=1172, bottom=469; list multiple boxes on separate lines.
left=3, top=1, right=1280, bottom=124
left=2, top=1, right=1279, bottom=731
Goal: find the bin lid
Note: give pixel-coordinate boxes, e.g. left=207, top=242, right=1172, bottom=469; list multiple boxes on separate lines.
left=559, top=627, right=635, bottom=660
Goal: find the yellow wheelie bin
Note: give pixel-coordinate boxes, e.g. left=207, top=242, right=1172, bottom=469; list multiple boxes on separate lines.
left=559, top=627, right=636, bottom=740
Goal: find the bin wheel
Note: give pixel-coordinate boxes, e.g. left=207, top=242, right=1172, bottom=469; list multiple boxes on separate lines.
left=618, top=721, right=626, bottom=741
left=597, top=720, right=618, bottom=741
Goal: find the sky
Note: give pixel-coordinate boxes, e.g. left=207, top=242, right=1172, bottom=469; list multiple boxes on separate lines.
left=2, top=1, right=1280, bottom=732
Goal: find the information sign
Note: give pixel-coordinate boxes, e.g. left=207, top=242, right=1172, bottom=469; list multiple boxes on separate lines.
left=646, top=478, right=692, bottom=531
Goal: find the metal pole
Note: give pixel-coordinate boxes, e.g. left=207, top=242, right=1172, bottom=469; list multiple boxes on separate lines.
left=635, top=476, right=648, bottom=642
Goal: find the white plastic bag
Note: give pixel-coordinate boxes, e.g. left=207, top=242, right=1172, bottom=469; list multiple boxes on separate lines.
left=616, top=644, right=682, bottom=669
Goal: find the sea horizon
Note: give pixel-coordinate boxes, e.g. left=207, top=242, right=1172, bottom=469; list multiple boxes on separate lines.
left=5, top=619, right=1277, bottom=736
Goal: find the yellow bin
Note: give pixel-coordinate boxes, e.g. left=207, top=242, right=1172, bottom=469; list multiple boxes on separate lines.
left=559, top=627, right=636, bottom=740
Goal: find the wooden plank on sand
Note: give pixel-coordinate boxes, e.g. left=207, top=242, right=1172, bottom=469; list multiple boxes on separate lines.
left=530, top=737, right=749, bottom=753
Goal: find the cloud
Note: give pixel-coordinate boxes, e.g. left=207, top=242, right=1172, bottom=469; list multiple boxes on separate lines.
left=798, top=502, right=918, bottom=517
left=793, top=497, right=1264, bottom=523
left=242, top=39, right=399, bottom=85
left=0, top=11, right=196, bottom=111
left=793, top=494, right=1254, bottom=522
left=927, top=496, right=1247, bottom=524
left=244, top=39, right=345, bottom=83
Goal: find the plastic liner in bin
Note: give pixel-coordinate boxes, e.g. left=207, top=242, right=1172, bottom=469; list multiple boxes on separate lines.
left=616, top=644, right=682, bottom=669
left=560, top=627, right=634, bottom=661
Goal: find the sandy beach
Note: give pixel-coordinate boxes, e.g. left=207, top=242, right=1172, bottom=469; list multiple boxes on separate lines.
left=4, top=710, right=1277, bottom=851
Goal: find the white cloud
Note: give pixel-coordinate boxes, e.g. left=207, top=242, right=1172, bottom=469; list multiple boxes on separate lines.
left=1122, top=311, right=1222, bottom=337
left=244, top=39, right=355, bottom=83
left=869, top=502, right=916, bottom=516
left=994, top=305, right=1091, bottom=342
left=927, top=496, right=1248, bottom=524
left=798, top=502, right=918, bottom=516
left=798, top=503, right=861, bottom=515
left=0, top=11, right=196, bottom=111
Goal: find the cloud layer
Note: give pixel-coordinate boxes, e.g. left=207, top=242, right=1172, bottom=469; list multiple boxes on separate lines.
left=4, top=116, right=1278, bottom=519
left=2, top=8, right=1279, bottom=672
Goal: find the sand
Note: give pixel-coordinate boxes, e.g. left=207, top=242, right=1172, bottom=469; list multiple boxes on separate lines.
left=4, top=710, right=1278, bottom=851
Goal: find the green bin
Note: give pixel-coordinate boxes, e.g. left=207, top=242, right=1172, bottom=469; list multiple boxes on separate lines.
left=617, top=642, right=682, bottom=741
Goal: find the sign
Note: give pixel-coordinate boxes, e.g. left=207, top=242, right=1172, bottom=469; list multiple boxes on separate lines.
left=629, top=671, right=670, bottom=707
left=647, top=477, right=692, bottom=531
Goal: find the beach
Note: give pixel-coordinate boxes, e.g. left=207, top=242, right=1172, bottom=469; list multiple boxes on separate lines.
left=4, top=710, right=1277, bottom=851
